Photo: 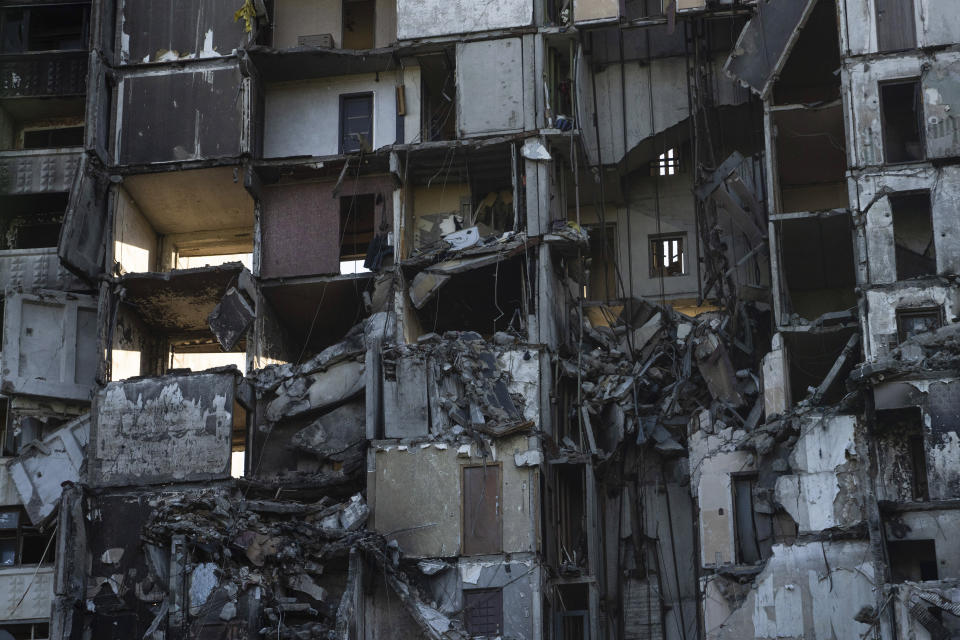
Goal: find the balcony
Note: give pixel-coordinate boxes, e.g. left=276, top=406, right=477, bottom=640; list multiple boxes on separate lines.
left=0, top=147, right=82, bottom=195
left=0, top=50, right=87, bottom=99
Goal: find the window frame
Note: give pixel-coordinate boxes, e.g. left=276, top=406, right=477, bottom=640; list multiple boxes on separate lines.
left=648, top=232, right=687, bottom=278
left=896, top=305, right=942, bottom=344
left=463, top=588, right=504, bottom=636
left=338, top=92, right=374, bottom=154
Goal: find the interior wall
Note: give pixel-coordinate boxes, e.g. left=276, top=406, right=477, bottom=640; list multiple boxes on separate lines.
left=260, top=175, right=394, bottom=279
left=578, top=170, right=701, bottom=300
left=113, top=187, right=156, bottom=274
left=263, top=68, right=420, bottom=158
left=273, top=0, right=396, bottom=49
left=411, top=182, right=470, bottom=247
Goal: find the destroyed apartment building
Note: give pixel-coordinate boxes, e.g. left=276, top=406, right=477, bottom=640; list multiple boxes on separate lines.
left=1, top=0, right=960, bottom=637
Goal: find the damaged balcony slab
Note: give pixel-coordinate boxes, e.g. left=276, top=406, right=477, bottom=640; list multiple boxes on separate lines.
left=8, top=413, right=89, bottom=525
left=118, top=263, right=247, bottom=337
left=245, top=45, right=401, bottom=82
left=87, top=368, right=249, bottom=488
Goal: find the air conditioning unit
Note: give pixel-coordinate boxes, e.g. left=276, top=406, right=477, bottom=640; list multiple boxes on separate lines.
left=298, top=33, right=334, bottom=48
left=676, top=0, right=707, bottom=10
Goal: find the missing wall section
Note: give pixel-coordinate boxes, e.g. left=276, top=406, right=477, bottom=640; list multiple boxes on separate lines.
left=776, top=214, right=856, bottom=323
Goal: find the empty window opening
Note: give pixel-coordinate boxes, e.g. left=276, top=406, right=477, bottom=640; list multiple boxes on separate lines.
left=585, top=224, right=617, bottom=301
left=22, top=126, right=84, bottom=150
left=0, top=4, right=89, bottom=53
left=881, top=80, right=924, bottom=164
left=655, top=148, right=679, bottom=176
left=891, top=191, right=936, bottom=279
left=340, top=93, right=373, bottom=154
left=0, top=508, right=55, bottom=567
left=419, top=53, right=456, bottom=142
left=897, top=306, right=942, bottom=343
left=875, top=0, right=916, bottom=52
left=462, top=464, right=502, bottom=556
left=0, top=622, right=50, bottom=640
left=340, top=193, right=376, bottom=274
left=555, top=466, right=586, bottom=569
left=650, top=233, right=686, bottom=278
left=555, top=583, right=590, bottom=640
left=463, top=589, right=503, bottom=636
left=342, top=0, right=374, bottom=50
left=777, top=214, right=856, bottom=322
left=0, top=193, right=67, bottom=250
left=888, top=539, right=937, bottom=582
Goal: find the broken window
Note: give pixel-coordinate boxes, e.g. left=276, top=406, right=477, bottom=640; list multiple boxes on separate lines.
left=340, top=93, right=373, bottom=153
left=340, top=193, right=376, bottom=274
left=649, top=233, right=686, bottom=278
left=654, top=148, right=679, bottom=176
left=888, top=539, right=937, bottom=582
left=891, top=191, right=936, bottom=279
left=22, top=126, right=84, bottom=150
left=462, top=464, right=501, bottom=555
left=881, top=80, right=925, bottom=164
left=0, top=508, right=55, bottom=567
left=897, top=306, right=942, bottom=343
left=0, top=4, right=89, bottom=53
left=875, top=0, right=916, bottom=52
left=463, top=588, right=503, bottom=636
left=342, top=0, right=375, bottom=50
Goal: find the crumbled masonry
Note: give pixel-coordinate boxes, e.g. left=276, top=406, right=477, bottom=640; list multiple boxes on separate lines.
left=2, top=0, right=960, bottom=638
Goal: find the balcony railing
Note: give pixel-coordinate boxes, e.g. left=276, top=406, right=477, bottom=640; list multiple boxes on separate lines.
left=0, top=50, right=87, bottom=99
left=0, top=148, right=82, bottom=194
